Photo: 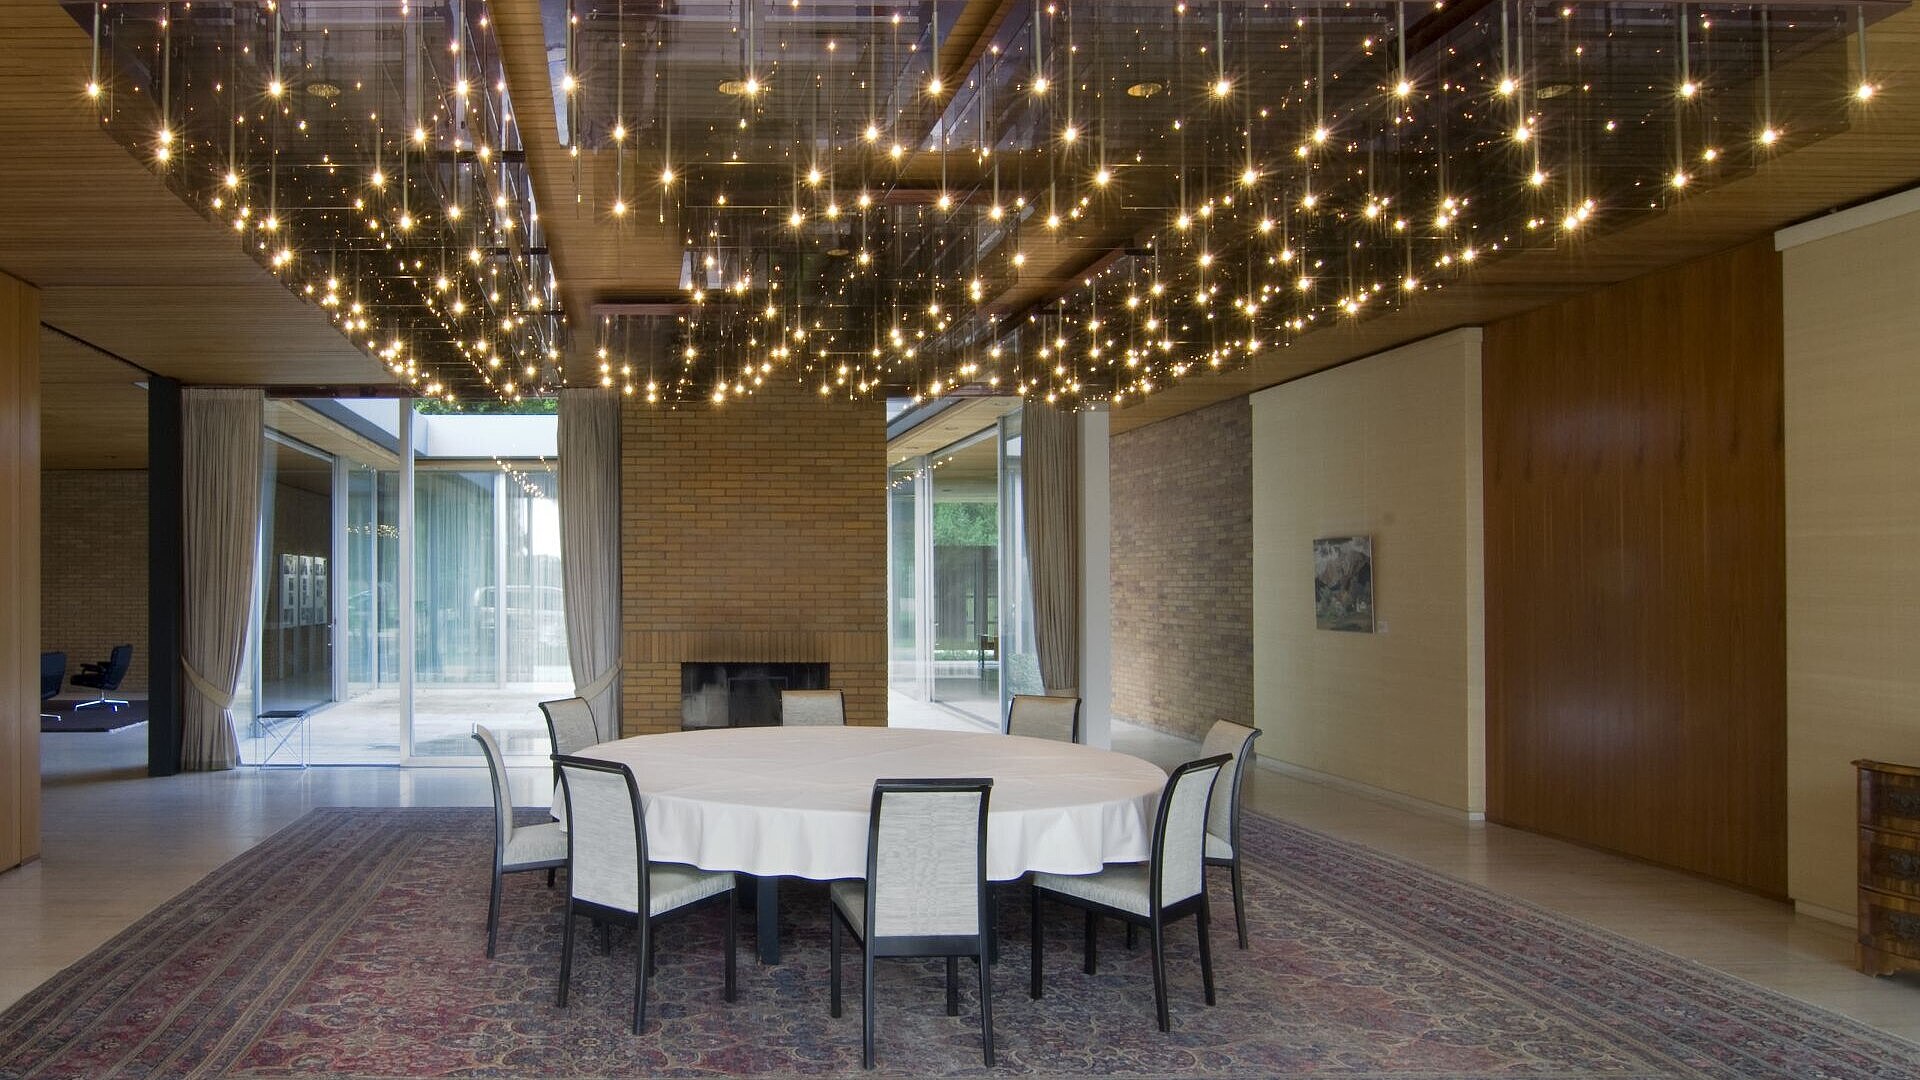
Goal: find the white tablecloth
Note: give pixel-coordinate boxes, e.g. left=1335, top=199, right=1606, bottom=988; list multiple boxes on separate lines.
left=575, top=726, right=1166, bottom=882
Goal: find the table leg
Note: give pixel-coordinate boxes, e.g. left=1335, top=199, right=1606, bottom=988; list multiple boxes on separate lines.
left=755, top=875, right=781, bottom=964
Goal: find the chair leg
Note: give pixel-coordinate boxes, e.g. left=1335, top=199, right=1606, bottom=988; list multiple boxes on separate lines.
left=946, top=955, right=960, bottom=1015
left=862, top=945, right=877, bottom=1069
left=1197, top=900, right=1217, bottom=1007
left=1230, top=859, right=1249, bottom=949
left=1149, top=920, right=1170, bottom=1033
left=1028, top=886, right=1044, bottom=1000
left=1127, top=922, right=1137, bottom=951
left=723, top=889, right=738, bottom=1003
left=598, top=921, right=612, bottom=955
left=829, top=907, right=844, bottom=1018
left=977, top=946, right=995, bottom=1067
left=633, top=920, right=651, bottom=1035
left=547, top=866, right=556, bottom=889
left=557, top=907, right=576, bottom=1007
left=485, top=866, right=503, bottom=958
left=1083, top=909, right=1098, bottom=975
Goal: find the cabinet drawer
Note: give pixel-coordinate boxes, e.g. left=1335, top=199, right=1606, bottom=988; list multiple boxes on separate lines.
left=1861, top=828, right=1920, bottom=898
left=1860, top=764, right=1920, bottom=834
left=1859, top=889, right=1920, bottom=963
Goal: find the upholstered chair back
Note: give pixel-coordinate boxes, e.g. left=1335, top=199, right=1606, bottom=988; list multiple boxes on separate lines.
left=540, top=697, right=601, bottom=755
left=1006, top=694, right=1081, bottom=743
left=1199, top=720, right=1260, bottom=846
left=869, top=780, right=992, bottom=938
left=781, top=688, right=847, bottom=726
left=556, top=758, right=645, bottom=915
left=472, top=724, right=518, bottom=860
left=1153, top=757, right=1228, bottom=908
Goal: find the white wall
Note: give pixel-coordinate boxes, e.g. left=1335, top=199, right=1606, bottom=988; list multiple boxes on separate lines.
left=1780, top=193, right=1920, bottom=920
left=1252, top=329, right=1486, bottom=814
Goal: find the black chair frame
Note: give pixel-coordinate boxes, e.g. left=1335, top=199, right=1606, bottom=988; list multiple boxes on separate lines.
left=1003, top=694, right=1083, bottom=744
left=1030, top=754, right=1231, bottom=1032
left=553, top=754, right=737, bottom=1035
left=1207, top=725, right=1263, bottom=949
left=471, top=727, right=565, bottom=958
left=830, top=777, right=995, bottom=1070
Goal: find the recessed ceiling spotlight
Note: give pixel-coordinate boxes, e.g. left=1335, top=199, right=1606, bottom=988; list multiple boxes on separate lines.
left=1126, top=81, right=1164, bottom=98
left=717, top=79, right=750, bottom=97
left=826, top=247, right=851, bottom=258
left=305, top=81, right=342, bottom=99
left=1537, top=82, right=1574, bottom=100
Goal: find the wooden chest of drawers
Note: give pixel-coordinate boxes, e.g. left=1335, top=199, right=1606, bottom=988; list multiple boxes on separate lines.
left=1854, top=760, right=1920, bottom=975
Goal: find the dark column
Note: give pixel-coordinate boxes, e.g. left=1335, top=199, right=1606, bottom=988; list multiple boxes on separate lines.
left=148, top=377, right=183, bottom=777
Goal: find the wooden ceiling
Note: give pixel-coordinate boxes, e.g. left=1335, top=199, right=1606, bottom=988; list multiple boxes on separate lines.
left=39, top=330, right=148, bottom=471
left=0, top=1, right=394, bottom=468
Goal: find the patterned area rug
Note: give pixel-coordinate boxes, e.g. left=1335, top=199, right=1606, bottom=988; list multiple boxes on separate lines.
left=1, top=807, right=1915, bottom=1079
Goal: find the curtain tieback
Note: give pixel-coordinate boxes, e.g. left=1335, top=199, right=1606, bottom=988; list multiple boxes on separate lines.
left=182, top=660, right=237, bottom=711
left=577, top=660, right=621, bottom=702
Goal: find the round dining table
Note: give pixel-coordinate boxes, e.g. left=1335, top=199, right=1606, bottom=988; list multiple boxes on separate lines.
left=576, top=725, right=1167, bottom=963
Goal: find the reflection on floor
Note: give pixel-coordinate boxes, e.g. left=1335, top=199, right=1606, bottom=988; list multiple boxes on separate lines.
left=242, top=684, right=572, bottom=764
left=4, top=713, right=1917, bottom=1049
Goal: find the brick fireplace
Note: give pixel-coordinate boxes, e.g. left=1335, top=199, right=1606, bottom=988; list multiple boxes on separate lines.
left=618, top=385, right=887, bottom=735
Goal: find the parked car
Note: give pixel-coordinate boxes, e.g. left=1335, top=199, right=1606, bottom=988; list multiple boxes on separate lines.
left=471, top=585, right=566, bottom=648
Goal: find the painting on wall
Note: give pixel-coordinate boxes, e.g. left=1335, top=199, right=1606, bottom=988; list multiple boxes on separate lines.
left=1314, top=536, right=1375, bottom=633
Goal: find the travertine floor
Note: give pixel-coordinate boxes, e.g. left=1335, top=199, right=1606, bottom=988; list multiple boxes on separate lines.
left=2, top=717, right=1917, bottom=1052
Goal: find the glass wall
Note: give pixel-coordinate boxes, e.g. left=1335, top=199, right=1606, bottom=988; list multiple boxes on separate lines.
left=929, top=433, right=1000, bottom=724
left=886, top=411, right=1034, bottom=729
left=997, top=409, right=1041, bottom=698
left=412, top=464, right=567, bottom=759
left=244, top=399, right=566, bottom=765
left=887, top=462, right=923, bottom=698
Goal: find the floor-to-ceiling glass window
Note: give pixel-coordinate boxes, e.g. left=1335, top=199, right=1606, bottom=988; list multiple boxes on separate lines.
left=410, top=462, right=565, bottom=759
left=886, top=411, right=1037, bottom=729
left=244, top=399, right=565, bottom=765
left=929, top=433, right=1001, bottom=725
left=998, top=409, right=1041, bottom=707
left=259, top=437, right=335, bottom=714
left=887, top=461, right=924, bottom=699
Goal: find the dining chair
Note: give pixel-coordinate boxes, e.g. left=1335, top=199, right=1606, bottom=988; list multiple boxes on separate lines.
left=554, top=754, right=738, bottom=1034
left=781, top=688, right=847, bottom=726
left=1005, top=693, right=1082, bottom=743
left=1201, top=720, right=1262, bottom=948
left=471, top=724, right=567, bottom=958
left=829, top=778, right=995, bottom=1069
left=539, top=697, right=601, bottom=784
left=1030, top=754, right=1230, bottom=1032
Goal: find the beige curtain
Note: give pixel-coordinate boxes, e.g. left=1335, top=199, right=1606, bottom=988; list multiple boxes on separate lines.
left=557, top=388, right=621, bottom=741
left=1021, top=402, right=1080, bottom=696
left=180, top=389, right=263, bottom=771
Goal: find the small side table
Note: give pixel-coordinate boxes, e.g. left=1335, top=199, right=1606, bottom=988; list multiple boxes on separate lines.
left=254, top=709, right=311, bottom=769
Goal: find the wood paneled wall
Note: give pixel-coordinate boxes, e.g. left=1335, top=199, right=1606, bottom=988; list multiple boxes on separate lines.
left=1483, top=239, right=1787, bottom=896
left=0, top=272, right=42, bottom=873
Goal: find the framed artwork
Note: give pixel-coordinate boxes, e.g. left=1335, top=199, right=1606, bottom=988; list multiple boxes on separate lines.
left=1314, top=535, right=1375, bottom=633
left=279, top=554, right=298, bottom=628
left=312, top=557, right=329, bottom=625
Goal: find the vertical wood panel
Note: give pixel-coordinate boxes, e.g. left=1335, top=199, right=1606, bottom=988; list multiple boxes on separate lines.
left=1483, top=239, right=1787, bottom=895
left=0, top=272, right=41, bottom=871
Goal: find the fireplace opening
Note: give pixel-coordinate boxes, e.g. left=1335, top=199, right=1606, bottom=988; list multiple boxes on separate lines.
left=681, top=662, right=831, bottom=729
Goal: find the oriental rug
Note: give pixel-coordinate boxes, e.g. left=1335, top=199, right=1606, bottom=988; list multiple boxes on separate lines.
left=0, top=806, right=1914, bottom=1079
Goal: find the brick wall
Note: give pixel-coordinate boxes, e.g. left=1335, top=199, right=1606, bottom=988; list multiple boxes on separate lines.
left=1110, top=398, right=1253, bottom=740
left=42, top=470, right=149, bottom=693
left=619, top=386, right=888, bottom=734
